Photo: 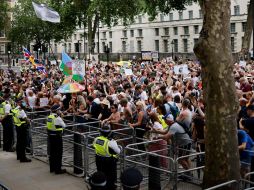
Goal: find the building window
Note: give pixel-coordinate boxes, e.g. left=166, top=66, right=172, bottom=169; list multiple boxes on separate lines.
left=234, top=5, right=240, bottom=15
left=199, top=10, right=203, bottom=18
left=231, top=23, right=236, bottom=33
left=0, top=31, right=5, bottom=37
left=102, top=42, right=105, bottom=52
left=138, top=29, right=143, bottom=37
left=169, top=13, right=173, bottom=21
left=137, top=41, right=142, bottom=52
left=184, top=26, right=189, bottom=35
left=183, top=39, right=188, bottom=52
left=173, top=27, right=178, bottom=35
left=123, top=30, right=127, bottom=38
left=109, top=31, right=112, bottom=38
left=130, top=30, right=134, bottom=37
left=138, top=15, right=142, bottom=23
left=103, top=32, right=106, bottom=39
left=179, top=11, right=183, bottom=20
left=155, top=40, right=160, bottom=51
left=189, top=11, right=193, bottom=19
left=163, top=40, right=168, bottom=52
left=68, top=43, right=71, bottom=53
left=63, top=43, right=67, bottom=52
left=164, top=27, right=169, bottom=36
left=109, top=42, right=112, bottom=53
left=194, top=25, right=199, bottom=34
left=54, top=44, right=58, bottom=53
left=231, top=37, right=235, bottom=52
left=242, top=22, right=247, bottom=32
left=194, top=38, right=199, bottom=46
left=74, top=34, right=77, bottom=40
left=173, top=39, right=178, bottom=53
left=122, top=41, right=126, bottom=53
left=160, top=14, right=164, bottom=22
left=155, top=28, right=159, bottom=36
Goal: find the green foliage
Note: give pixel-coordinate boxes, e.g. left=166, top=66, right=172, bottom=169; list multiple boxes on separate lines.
left=143, top=0, right=197, bottom=20
left=0, top=1, right=9, bottom=31
left=9, top=0, right=79, bottom=46
left=88, top=0, right=144, bottom=26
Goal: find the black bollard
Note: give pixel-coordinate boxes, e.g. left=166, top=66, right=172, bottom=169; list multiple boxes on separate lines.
left=148, top=154, right=161, bottom=190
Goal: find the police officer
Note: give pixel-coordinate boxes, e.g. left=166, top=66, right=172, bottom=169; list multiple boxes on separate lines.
left=121, top=168, right=143, bottom=190
left=12, top=97, right=31, bottom=162
left=47, top=105, right=66, bottom=174
left=93, top=124, right=121, bottom=190
left=0, top=90, right=14, bottom=152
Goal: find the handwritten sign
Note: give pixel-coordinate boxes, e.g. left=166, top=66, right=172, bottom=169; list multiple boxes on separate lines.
left=40, top=98, right=49, bottom=107
left=174, top=64, right=189, bottom=75
left=124, top=69, right=133, bottom=76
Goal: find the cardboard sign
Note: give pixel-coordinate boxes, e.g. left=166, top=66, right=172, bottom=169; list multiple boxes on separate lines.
left=141, top=51, right=152, bottom=61
left=124, top=69, right=133, bottom=76
left=39, top=98, right=49, bottom=107
left=174, top=64, right=189, bottom=75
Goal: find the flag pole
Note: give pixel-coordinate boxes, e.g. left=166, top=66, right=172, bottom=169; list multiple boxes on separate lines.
left=49, top=44, right=58, bottom=67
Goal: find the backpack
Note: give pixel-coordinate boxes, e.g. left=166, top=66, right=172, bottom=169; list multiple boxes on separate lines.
left=167, top=102, right=180, bottom=120
left=176, top=121, right=192, bottom=138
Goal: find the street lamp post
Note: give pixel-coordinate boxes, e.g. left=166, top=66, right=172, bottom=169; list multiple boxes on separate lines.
left=7, top=51, right=11, bottom=68
left=37, top=48, right=41, bottom=60
left=171, top=40, right=174, bottom=60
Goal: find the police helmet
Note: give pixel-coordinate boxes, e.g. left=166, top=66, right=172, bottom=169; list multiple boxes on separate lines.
left=89, top=171, right=107, bottom=189
left=100, top=124, right=111, bottom=137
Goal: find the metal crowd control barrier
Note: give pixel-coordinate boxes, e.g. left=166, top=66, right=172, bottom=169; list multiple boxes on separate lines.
left=0, top=183, right=10, bottom=190
left=124, top=133, right=205, bottom=190
left=84, top=125, right=135, bottom=182
left=30, top=118, right=101, bottom=176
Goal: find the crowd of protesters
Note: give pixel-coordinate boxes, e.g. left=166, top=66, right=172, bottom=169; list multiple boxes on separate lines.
left=0, top=57, right=254, bottom=181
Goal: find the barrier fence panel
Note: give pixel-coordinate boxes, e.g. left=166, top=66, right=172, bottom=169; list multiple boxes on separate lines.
left=0, top=183, right=10, bottom=190
left=125, top=140, right=175, bottom=190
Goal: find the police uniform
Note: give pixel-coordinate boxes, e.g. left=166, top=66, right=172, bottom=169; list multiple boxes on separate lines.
left=121, top=168, right=143, bottom=190
left=12, top=105, right=31, bottom=162
left=0, top=99, right=14, bottom=152
left=47, top=106, right=66, bottom=174
left=93, top=126, right=121, bottom=190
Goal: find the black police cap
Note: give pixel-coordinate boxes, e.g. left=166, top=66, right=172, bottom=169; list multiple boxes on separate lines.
left=121, top=168, right=143, bottom=189
left=89, top=171, right=107, bottom=187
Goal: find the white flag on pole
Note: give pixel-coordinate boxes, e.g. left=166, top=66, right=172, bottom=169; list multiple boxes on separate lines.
left=32, top=2, right=60, bottom=23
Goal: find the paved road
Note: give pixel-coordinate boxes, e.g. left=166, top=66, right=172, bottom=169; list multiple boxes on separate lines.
left=0, top=151, right=87, bottom=190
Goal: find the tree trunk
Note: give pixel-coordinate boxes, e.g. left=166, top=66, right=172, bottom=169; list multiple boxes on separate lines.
left=194, top=0, right=240, bottom=189
left=241, top=0, right=253, bottom=52
left=87, top=14, right=99, bottom=55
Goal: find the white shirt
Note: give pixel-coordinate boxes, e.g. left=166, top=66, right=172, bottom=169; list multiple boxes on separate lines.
left=53, top=114, right=66, bottom=128
left=108, top=139, right=121, bottom=154
left=4, top=102, right=11, bottom=114
left=140, top=91, right=148, bottom=101
left=15, top=106, right=27, bottom=119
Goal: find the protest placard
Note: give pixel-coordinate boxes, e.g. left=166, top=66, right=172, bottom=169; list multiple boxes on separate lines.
left=40, top=98, right=49, bottom=107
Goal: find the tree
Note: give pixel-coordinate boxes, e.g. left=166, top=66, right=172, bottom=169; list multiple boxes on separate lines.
left=9, top=0, right=78, bottom=52
left=73, top=0, right=143, bottom=54
left=0, top=1, right=10, bottom=32
left=194, top=0, right=240, bottom=188
left=241, top=0, right=253, bottom=53
left=143, top=0, right=240, bottom=188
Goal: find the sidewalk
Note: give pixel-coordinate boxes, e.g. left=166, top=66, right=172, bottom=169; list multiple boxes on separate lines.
left=0, top=151, right=87, bottom=190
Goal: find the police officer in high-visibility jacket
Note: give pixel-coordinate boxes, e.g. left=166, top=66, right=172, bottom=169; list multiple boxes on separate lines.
left=12, top=97, right=31, bottom=162
left=0, top=90, right=14, bottom=152
left=47, top=104, right=66, bottom=174
left=93, top=124, right=121, bottom=190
